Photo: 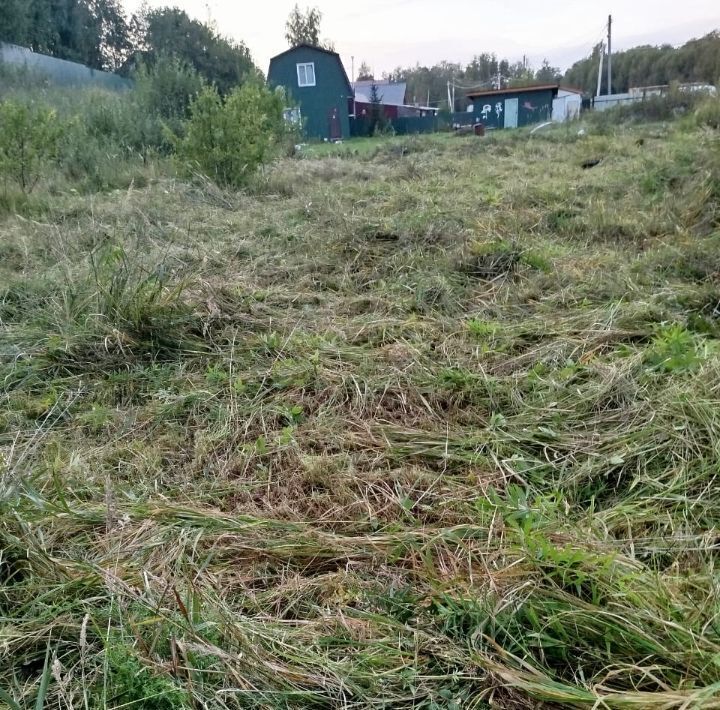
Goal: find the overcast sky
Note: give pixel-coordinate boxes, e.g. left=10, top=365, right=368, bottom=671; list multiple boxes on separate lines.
left=123, top=0, right=719, bottom=77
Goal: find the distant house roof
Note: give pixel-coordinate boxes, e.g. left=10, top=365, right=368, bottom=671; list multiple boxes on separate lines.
left=353, top=80, right=407, bottom=106
left=558, top=85, right=584, bottom=95
left=466, top=83, right=560, bottom=99
left=269, top=43, right=352, bottom=94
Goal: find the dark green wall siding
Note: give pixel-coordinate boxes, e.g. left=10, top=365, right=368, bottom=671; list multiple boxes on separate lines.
left=268, top=47, right=351, bottom=140
left=465, top=88, right=554, bottom=129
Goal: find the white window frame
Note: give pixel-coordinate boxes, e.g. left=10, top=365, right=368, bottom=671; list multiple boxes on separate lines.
left=296, top=62, right=316, bottom=87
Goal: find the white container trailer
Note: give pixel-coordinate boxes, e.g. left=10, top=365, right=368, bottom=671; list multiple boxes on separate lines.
left=552, top=87, right=584, bottom=122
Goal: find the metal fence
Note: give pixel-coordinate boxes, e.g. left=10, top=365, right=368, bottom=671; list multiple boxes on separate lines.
left=0, top=43, right=131, bottom=91
left=450, top=111, right=480, bottom=128
left=350, top=114, right=440, bottom=137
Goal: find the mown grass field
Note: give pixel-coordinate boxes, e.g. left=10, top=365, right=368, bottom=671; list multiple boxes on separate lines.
left=1, top=118, right=720, bottom=708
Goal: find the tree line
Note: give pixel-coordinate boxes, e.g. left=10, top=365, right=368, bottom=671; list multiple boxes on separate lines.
left=1, top=2, right=717, bottom=105
left=565, top=31, right=720, bottom=94
left=362, top=32, right=719, bottom=109
left=0, top=0, right=256, bottom=93
left=381, top=55, right=561, bottom=109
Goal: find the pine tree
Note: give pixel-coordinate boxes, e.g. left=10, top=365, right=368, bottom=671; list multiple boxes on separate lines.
left=368, top=82, right=387, bottom=136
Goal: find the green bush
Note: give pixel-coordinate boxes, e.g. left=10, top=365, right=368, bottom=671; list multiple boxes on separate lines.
left=133, top=54, right=204, bottom=125
left=55, top=94, right=154, bottom=190
left=644, top=323, right=704, bottom=372
left=695, top=96, right=720, bottom=129
left=77, top=89, right=167, bottom=162
left=0, top=59, right=205, bottom=188
left=54, top=72, right=195, bottom=186
left=177, top=83, right=286, bottom=187
left=125, top=55, right=206, bottom=157
left=0, top=62, right=282, bottom=192
left=0, top=100, right=66, bottom=192
left=590, top=91, right=710, bottom=128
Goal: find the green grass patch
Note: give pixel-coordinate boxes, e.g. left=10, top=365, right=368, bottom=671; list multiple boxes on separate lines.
left=2, top=115, right=720, bottom=708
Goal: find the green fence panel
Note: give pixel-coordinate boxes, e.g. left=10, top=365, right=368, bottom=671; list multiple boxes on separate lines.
left=350, top=117, right=372, bottom=137
left=350, top=115, right=441, bottom=137
left=392, top=115, right=437, bottom=135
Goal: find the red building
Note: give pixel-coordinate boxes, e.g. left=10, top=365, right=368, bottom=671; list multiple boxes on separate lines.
left=350, top=79, right=437, bottom=119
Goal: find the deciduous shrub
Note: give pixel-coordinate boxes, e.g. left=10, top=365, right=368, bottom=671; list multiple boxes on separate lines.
left=131, top=54, right=205, bottom=153
left=177, top=83, right=286, bottom=187
left=133, top=54, right=204, bottom=125
left=0, top=100, right=66, bottom=192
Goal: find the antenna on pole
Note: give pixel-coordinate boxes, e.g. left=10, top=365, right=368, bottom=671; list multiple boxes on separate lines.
left=607, top=14, right=612, bottom=95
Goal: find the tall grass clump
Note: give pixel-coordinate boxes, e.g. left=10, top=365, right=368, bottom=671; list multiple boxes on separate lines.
left=50, top=243, right=200, bottom=362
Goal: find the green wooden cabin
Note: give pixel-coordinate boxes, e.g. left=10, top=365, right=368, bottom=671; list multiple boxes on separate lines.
left=268, top=44, right=352, bottom=141
left=465, top=84, right=559, bottom=129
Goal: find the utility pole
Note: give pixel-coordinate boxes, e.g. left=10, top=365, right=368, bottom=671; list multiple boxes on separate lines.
left=607, top=14, right=612, bottom=95
left=351, top=56, right=356, bottom=116
left=596, top=41, right=605, bottom=97
left=447, top=80, right=452, bottom=112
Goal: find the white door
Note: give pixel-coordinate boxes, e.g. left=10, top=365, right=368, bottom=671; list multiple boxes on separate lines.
left=504, top=98, right=519, bottom=128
